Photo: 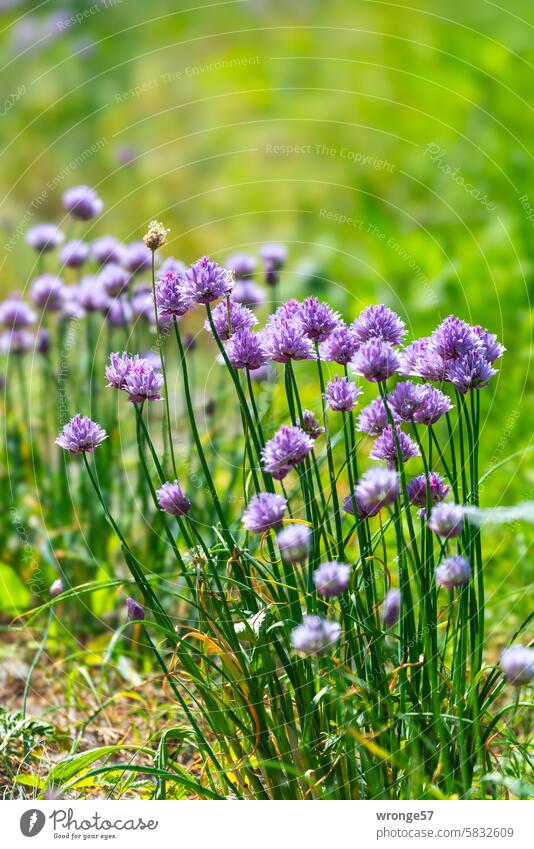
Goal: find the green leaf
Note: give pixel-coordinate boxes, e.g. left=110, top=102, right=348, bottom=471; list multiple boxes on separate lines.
left=0, top=562, right=31, bottom=613
left=49, top=745, right=143, bottom=785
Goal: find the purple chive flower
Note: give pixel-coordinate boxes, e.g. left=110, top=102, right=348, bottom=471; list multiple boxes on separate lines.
left=63, top=185, right=103, bottom=220
left=299, top=296, right=341, bottom=343
left=226, top=253, right=256, bottom=280
left=99, top=262, right=130, bottom=297
left=123, top=359, right=164, bottom=404
left=357, top=397, right=399, bottom=436
left=155, top=270, right=190, bottom=319
left=399, top=337, right=448, bottom=382
left=324, top=375, right=362, bottom=412
left=225, top=329, right=268, bottom=370
left=352, top=339, right=400, bottom=382
left=204, top=299, right=258, bottom=341
left=277, top=524, right=312, bottom=563
left=78, top=276, right=110, bottom=312
left=319, top=322, right=359, bottom=365
left=352, top=305, right=406, bottom=346
left=0, top=329, right=35, bottom=354
left=260, top=243, right=287, bottom=286
left=435, top=555, right=471, bottom=589
left=242, top=492, right=287, bottom=533
left=122, top=241, right=153, bottom=274
left=92, top=236, right=125, bottom=266
left=261, top=424, right=314, bottom=480
left=431, top=315, right=481, bottom=361
left=381, top=589, right=401, bottom=627
left=407, top=473, right=449, bottom=510
left=61, top=290, right=86, bottom=321
left=261, top=317, right=315, bottom=362
left=499, top=646, right=534, bottom=685
left=344, top=467, right=400, bottom=518
left=448, top=351, right=497, bottom=394
left=427, top=502, right=464, bottom=539
left=36, top=328, right=50, bottom=355
left=49, top=578, right=64, bottom=597
left=301, top=409, right=325, bottom=439
left=184, top=256, right=233, bottom=305
left=30, top=275, right=65, bottom=311
left=106, top=297, right=133, bottom=328
left=156, top=480, right=191, bottom=516
left=313, top=561, right=351, bottom=597
left=249, top=362, right=275, bottom=383
left=370, top=424, right=420, bottom=468
left=26, top=223, right=64, bottom=252
left=55, top=414, right=107, bottom=455
left=231, top=279, right=266, bottom=308
left=387, top=381, right=424, bottom=422
left=106, top=352, right=140, bottom=390
left=126, top=597, right=145, bottom=621
left=60, top=239, right=89, bottom=268
left=291, top=615, right=341, bottom=656
left=414, top=384, right=452, bottom=425
left=0, top=297, right=37, bottom=328
left=160, top=256, right=187, bottom=276
left=131, top=284, right=153, bottom=321
left=473, top=325, right=505, bottom=362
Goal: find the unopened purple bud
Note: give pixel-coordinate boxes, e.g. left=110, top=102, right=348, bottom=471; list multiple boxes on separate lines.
left=381, top=589, right=401, bottom=627
left=126, top=597, right=145, bottom=621
left=301, top=409, right=325, bottom=439
left=49, top=578, right=64, bottom=597
left=313, top=561, right=351, bottom=597
left=434, top=556, right=471, bottom=589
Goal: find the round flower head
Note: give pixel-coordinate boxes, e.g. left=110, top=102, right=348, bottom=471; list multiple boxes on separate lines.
left=344, top=467, right=400, bottom=518
left=131, top=284, right=154, bottom=322
left=232, top=279, right=266, bottom=309
left=291, top=615, right=340, bottom=656
left=499, top=646, right=534, bottom=686
left=156, top=480, right=191, bottom=516
left=319, top=322, right=359, bottom=365
left=352, top=339, right=400, bottom=382
left=261, top=317, right=315, bottom=362
left=299, top=296, right=340, bottom=343
left=407, top=472, right=449, bottom=511
left=204, top=299, right=258, bottom=341
left=473, top=325, right=505, bottom=363
left=435, top=555, right=471, bottom=589
left=431, top=315, right=481, bottom=361
left=156, top=270, right=190, bottom=319
left=399, top=337, right=447, bottom=382
left=106, top=297, right=133, bottom=328
left=301, top=409, right=325, bottom=439
left=92, top=236, right=125, bottom=266
left=63, top=185, right=103, bottom=220
left=122, top=241, right=153, bottom=274
left=370, top=424, right=420, bottom=469
left=277, top=524, right=312, bottom=563
left=225, top=329, right=267, bottom=370
left=324, top=375, right=362, bottom=413
left=126, top=597, right=145, bottom=621
left=100, top=262, right=130, bottom=297
left=226, top=253, right=256, bottom=280
left=313, top=561, right=351, bottom=597
left=123, top=359, right=164, bottom=404
left=0, top=297, right=37, bottom=328
left=49, top=578, right=64, bottom=597
left=261, top=424, right=314, bottom=480
left=184, top=256, right=233, bottom=305
left=78, top=276, right=110, bottom=312
left=387, top=381, right=423, bottom=422
left=143, top=219, right=169, bottom=251
left=352, top=305, right=406, bottom=346
left=30, top=275, right=64, bottom=311
left=381, top=589, right=401, bottom=627
left=448, top=351, right=497, bottom=394
left=61, top=289, right=86, bottom=322
left=55, top=414, right=107, bottom=455
left=160, top=256, right=187, bottom=277
left=26, top=223, right=64, bottom=252
left=106, top=352, right=142, bottom=390
left=0, top=329, right=35, bottom=354
left=242, top=492, right=287, bottom=533
left=357, top=397, right=399, bottom=436
left=427, top=502, right=464, bottom=539
left=60, top=239, right=89, bottom=268
left=413, top=384, right=452, bottom=425
left=260, top=243, right=287, bottom=285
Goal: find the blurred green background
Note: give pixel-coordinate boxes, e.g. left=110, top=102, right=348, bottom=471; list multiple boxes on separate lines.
left=0, top=0, right=532, bottom=627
